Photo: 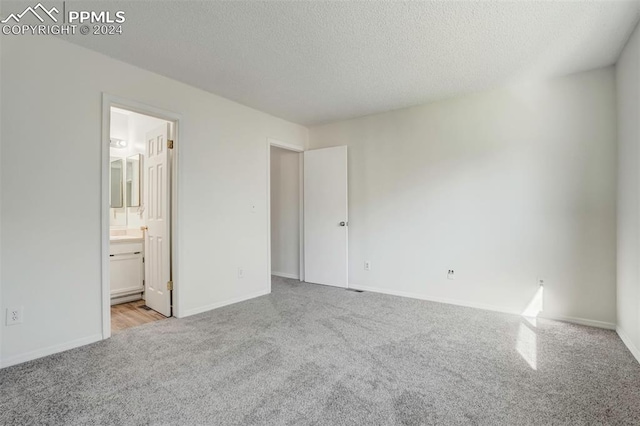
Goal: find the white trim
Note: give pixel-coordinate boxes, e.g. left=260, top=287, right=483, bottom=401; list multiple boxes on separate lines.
left=298, top=154, right=305, bottom=282
left=101, top=96, right=111, bottom=340
left=267, top=137, right=304, bottom=153
left=348, top=284, right=521, bottom=315
left=266, top=138, right=305, bottom=293
left=266, top=142, right=271, bottom=292
left=101, top=94, right=183, bottom=338
left=181, top=289, right=270, bottom=317
left=0, top=334, right=102, bottom=369
left=170, top=119, right=182, bottom=318
left=538, top=313, right=616, bottom=330
left=617, top=326, right=640, bottom=364
left=348, top=283, right=618, bottom=330
left=272, top=271, right=300, bottom=280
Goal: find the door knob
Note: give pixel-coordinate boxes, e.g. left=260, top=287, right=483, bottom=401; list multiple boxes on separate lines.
left=339, top=221, right=347, bottom=227
left=140, top=226, right=148, bottom=231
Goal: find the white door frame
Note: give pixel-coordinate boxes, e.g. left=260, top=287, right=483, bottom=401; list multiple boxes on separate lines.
left=267, top=138, right=304, bottom=291
left=101, top=94, right=182, bottom=339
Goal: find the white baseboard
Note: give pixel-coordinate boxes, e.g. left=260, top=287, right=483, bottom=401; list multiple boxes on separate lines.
left=617, top=326, right=640, bottom=364
left=348, top=284, right=616, bottom=330
left=538, top=313, right=616, bottom=330
left=348, top=283, right=521, bottom=316
left=272, top=271, right=300, bottom=280
left=0, top=333, right=103, bottom=369
left=182, top=288, right=270, bottom=317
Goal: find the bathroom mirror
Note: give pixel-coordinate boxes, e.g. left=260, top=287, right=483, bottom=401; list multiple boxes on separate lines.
left=110, top=158, right=124, bottom=208
left=126, top=154, right=142, bottom=207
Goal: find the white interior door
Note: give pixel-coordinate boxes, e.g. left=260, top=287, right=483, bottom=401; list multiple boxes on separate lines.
left=304, top=146, right=348, bottom=288
left=144, top=124, right=172, bottom=316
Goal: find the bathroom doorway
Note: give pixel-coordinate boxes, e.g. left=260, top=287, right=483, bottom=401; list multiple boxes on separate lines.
left=101, top=96, right=180, bottom=336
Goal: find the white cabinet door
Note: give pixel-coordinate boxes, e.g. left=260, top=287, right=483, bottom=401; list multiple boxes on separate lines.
left=110, top=253, right=143, bottom=297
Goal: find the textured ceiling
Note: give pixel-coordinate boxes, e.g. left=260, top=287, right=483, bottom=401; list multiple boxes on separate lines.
left=60, top=1, right=640, bottom=125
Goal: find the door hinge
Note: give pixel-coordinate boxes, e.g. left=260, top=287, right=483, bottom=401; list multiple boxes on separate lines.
left=167, top=139, right=174, bottom=149
left=167, top=280, right=174, bottom=291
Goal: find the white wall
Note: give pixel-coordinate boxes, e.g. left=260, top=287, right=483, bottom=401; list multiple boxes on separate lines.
left=0, top=36, right=307, bottom=366
left=616, top=21, right=640, bottom=363
left=270, top=146, right=300, bottom=279
left=309, top=68, right=617, bottom=327
left=0, top=1, right=4, bottom=363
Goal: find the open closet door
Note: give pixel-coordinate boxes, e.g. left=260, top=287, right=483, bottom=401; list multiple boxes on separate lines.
left=144, top=124, right=172, bottom=317
left=304, top=146, right=348, bottom=288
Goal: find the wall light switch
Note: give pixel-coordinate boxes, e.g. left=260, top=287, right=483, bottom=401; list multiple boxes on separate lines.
left=238, top=267, right=244, bottom=279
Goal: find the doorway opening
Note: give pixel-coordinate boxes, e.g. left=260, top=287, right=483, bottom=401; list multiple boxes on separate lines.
left=102, top=96, right=180, bottom=337
left=267, top=139, right=304, bottom=288
left=267, top=140, right=349, bottom=291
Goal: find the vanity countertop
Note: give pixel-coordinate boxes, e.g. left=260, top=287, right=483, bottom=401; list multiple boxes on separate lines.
left=110, top=235, right=144, bottom=243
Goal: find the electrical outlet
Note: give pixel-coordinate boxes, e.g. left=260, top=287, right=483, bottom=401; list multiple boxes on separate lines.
left=538, top=278, right=545, bottom=287
left=6, top=307, right=23, bottom=326
left=447, top=270, right=455, bottom=280
left=238, top=267, right=244, bottom=279
left=364, top=261, right=371, bottom=271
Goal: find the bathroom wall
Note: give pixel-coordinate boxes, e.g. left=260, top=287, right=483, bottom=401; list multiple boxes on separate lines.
left=109, top=109, right=129, bottom=227
left=109, top=108, right=168, bottom=230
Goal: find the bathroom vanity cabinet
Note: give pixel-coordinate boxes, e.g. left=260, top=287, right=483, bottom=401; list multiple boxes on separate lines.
left=110, top=238, right=144, bottom=305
